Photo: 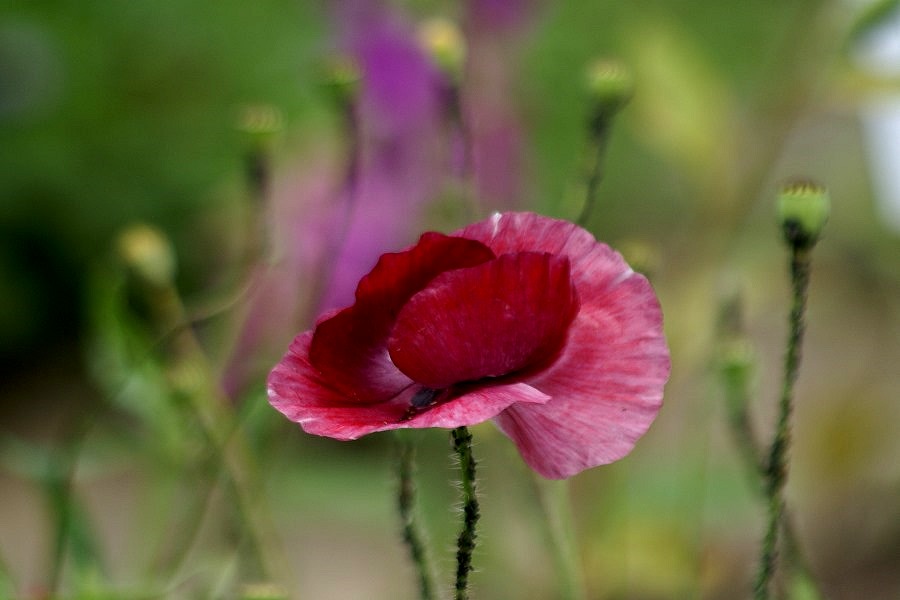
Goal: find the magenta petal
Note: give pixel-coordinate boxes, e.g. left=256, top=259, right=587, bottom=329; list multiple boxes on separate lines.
left=309, top=233, right=494, bottom=401
left=389, top=252, right=578, bottom=388
left=268, top=332, right=549, bottom=439
left=495, top=273, right=670, bottom=479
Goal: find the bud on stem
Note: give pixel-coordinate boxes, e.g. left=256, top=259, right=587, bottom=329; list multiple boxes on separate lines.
left=777, top=181, right=830, bottom=251
left=584, top=59, right=634, bottom=135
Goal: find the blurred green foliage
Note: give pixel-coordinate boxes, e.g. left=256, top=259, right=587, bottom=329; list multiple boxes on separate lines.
left=0, top=0, right=325, bottom=362
left=1, top=0, right=900, bottom=598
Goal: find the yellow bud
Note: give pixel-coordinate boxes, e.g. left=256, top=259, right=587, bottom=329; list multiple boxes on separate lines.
left=419, top=17, right=466, bottom=81
left=116, top=224, right=176, bottom=288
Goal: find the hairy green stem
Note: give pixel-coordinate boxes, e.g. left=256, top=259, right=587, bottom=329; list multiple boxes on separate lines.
left=451, top=426, right=479, bottom=600
left=720, top=343, right=822, bottom=598
left=754, top=247, right=810, bottom=599
left=397, top=440, right=435, bottom=600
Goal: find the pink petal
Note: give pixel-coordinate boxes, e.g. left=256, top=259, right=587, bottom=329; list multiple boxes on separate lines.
left=388, top=252, right=578, bottom=388
left=309, top=233, right=494, bottom=402
left=394, top=381, right=550, bottom=432
left=268, top=332, right=549, bottom=439
left=495, top=273, right=670, bottom=479
left=456, top=212, right=632, bottom=300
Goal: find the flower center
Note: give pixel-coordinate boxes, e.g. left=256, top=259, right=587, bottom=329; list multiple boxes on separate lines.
left=410, top=386, right=443, bottom=408
left=399, top=386, right=447, bottom=421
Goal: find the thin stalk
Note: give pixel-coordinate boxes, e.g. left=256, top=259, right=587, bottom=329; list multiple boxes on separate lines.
left=149, top=447, right=221, bottom=576
left=448, top=84, right=480, bottom=220
left=753, top=247, right=811, bottom=599
left=302, top=97, right=361, bottom=325
left=531, top=477, right=587, bottom=600
left=722, top=348, right=822, bottom=598
left=576, top=117, right=611, bottom=227
left=397, top=439, right=435, bottom=600
left=451, top=426, right=479, bottom=600
left=45, top=415, right=101, bottom=596
left=149, top=284, right=286, bottom=587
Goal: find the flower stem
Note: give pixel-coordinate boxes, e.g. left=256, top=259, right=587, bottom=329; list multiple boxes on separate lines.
left=397, top=438, right=435, bottom=600
left=753, top=245, right=811, bottom=599
left=576, top=116, right=611, bottom=227
left=451, top=426, right=479, bottom=600
left=531, top=477, right=587, bottom=600
left=46, top=418, right=101, bottom=596
left=147, top=282, right=286, bottom=587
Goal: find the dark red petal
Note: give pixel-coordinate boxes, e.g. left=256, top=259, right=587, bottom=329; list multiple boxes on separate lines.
left=307, top=306, right=415, bottom=402
left=455, top=212, right=630, bottom=301
left=495, top=273, right=670, bottom=479
left=355, top=232, right=496, bottom=312
left=388, top=252, right=579, bottom=389
left=268, top=332, right=549, bottom=439
left=309, top=232, right=494, bottom=402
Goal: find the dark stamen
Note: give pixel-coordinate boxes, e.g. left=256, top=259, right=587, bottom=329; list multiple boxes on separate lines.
left=411, top=387, right=442, bottom=408
left=400, top=387, right=446, bottom=422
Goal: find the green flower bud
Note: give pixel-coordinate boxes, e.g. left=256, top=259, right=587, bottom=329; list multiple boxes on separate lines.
left=116, top=224, right=176, bottom=288
left=321, top=54, right=361, bottom=108
left=236, top=104, right=284, bottom=144
left=419, top=17, right=466, bottom=83
left=777, top=181, right=830, bottom=249
left=585, top=58, right=634, bottom=118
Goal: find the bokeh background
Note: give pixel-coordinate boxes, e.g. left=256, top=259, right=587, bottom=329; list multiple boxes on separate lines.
left=2, top=0, right=899, bottom=598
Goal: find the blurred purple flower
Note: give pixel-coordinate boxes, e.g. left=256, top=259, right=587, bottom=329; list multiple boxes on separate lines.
left=221, top=166, right=341, bottom=398
left=319, top=2, right=448, bottom=311
left=224, top=1, right=540, bottom=398
left=223, top=3, right=448, bottom=398
left=469, top=0, right=534, bottom=32
left=464, top=0, right=535, bottom=209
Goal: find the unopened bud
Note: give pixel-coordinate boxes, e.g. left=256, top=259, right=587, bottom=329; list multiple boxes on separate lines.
left=237, top=104, right=284, bottom=142
left=116, top=224, right=176, bottom=288
left=419, top=17, right=466, bottom=82
left=321, top=54, right=361, bottom=108
left=777, top=181, right=830, bottom=250
left=585, top=59, right=634, bottom=119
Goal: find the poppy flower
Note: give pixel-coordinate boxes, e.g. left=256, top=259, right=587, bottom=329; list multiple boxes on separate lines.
left=268, top=212, right=670, bottom=478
